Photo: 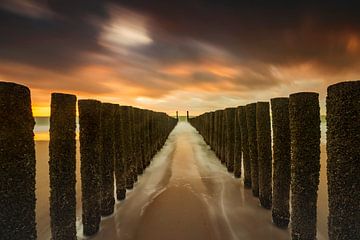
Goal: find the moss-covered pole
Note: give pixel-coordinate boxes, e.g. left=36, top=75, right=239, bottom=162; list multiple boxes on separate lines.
left=49, top=93, right=77, bottom=240
left=79, top=99, right=102, bottom=236
left=0, top=82, right=36, bottom=239
left=234, top=107, right=242, bottom=178
left=289, top=92, right=320, bottom=240
left=239, top=106, right=251, bottom=188
left=225, top=108, right=236, bottom=172
left=327, top=81, right=360, bottom=240
left=246, top=103, right=259, bottom=197
left=114, top=105, right=126, bottom=201
left=256, top=102, right=272, bottom=209
left=270, top=97, right=291, bottom=228
left=100, top=103, right=116, bottom=216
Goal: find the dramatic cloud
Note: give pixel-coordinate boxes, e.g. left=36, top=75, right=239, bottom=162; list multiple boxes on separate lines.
left=0, top=0, right=359, bottom=115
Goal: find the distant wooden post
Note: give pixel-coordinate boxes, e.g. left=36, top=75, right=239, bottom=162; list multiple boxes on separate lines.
left=114, top=105, right=126, bottom=201
left=256, top=102, right=272, bottom=209
left=176, top=111, right=179, bottom=120
left=239, top=106, right=251, bottom=188
left=327, top=81, right=360, bottom=240
left=49, top=93, right=77, bottom=239
left=187, top=111, right=189, bottom=121
left=79, top=99, right=102, bottom=236
left=0, top=82, right=36, bottom=239
left=289, top=92, right=320, bottom=240
left=234, top=107, right=242, bottom=178
left=246, top=103, right=259, bottom=197
left=225, top=108, right=236, bottom=172
left=220, top=110, right=226, bottom=164
left=270, top=97, right=291, bottom=228
left=100, top=103, right=116, bottom=216
left=123, top=106, right=135, bottom=190
left=129, top=107, right=138, bottom=184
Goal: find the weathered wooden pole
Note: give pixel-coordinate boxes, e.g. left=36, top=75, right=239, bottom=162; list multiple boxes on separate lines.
left=176, top=111, right=178, bottom=120
left=114, top=105, right=126, bottom=201
left=327, top=81, right=360, bottom=240
left=187, top=111, right=189, bottom=121
left=79, top=99, right=102, bottom=236
left=0, top=82, right=36, bottom=239
left=289, top=92, right=320, bottom=240
left=234, top=107, right=242, bottom=178
left=225, top=108, right=236, bottom=172
left=100, top=103, right=116, bottom=216
left=49, top=93, right=77, bottom=239
left=129, top=107, right=138, bottom=183
left=144, top=110, right=152, bottom=167
left=239, top=106, right=251, bottom=188
left=256, top=102, right=272, bottom=209
left=270, top=97, right=291, bottom=228
left=134, top=108, right=143, bottom=176
left=220, top=110, right=226, bottom=164
left=124, top=106, right=135, bottom=189
left=246, top=103, right=259, bottom=197
left=214, top=110, right=220, bottom=156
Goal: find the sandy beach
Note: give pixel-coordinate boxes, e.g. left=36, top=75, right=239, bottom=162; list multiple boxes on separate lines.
left=35, top=121, right=328, bottom=240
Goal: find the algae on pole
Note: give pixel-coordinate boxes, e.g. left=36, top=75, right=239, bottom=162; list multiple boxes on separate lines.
left=49, top=93, right=77, bottom=240
left=256, top=102, right=272, bottom=209
left=239, top=106, right=251, bottom=188
left=246, top=103, right=259, bottom=197
left=289, top=92, right=320, bottom=240
left=271, top=97, right=291, bottom=228
left=326, top=81, right=360, bottom=240
left=100, top=103, right=116, bottom=216
left=79, top=99, right=102, bottom=236
left=0, top=82, right=36, bottom=240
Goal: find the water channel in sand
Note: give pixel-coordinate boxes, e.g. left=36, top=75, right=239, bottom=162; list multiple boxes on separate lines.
left=35, top=121, right=328, bottom=240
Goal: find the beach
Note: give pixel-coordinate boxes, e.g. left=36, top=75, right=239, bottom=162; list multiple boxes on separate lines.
left=35, top=121, right=328, bottom=240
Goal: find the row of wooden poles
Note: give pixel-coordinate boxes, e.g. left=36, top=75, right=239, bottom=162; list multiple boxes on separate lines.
left=189, top=80, right=359, bottom=240
left=0, top=82, right=177, bottom=240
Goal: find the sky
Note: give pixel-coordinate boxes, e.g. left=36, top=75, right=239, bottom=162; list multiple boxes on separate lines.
left=0, top=0, right=359, bottom=116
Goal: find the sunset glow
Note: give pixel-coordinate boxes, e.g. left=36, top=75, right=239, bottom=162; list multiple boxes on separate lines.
left=0, top=1, right=359, bottom=116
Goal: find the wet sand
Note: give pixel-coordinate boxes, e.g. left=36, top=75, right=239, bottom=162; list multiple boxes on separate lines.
left=35, top=122, right=329, bottom=240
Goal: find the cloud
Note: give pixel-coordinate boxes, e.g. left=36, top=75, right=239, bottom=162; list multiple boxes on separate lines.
left=0, top=1, right=359, bottom=115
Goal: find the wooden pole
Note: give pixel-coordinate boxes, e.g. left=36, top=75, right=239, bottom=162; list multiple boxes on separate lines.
left=0, top=82, right=36, bottom=239
left=79, top=99, right=102, bottom=236
left=289, top=92, right=320, bottom=240
left=327, top=81, right=360, bottom=239
left=270, top=97, right=291, bottom=228
left=49, top=93, right=77, bottom=239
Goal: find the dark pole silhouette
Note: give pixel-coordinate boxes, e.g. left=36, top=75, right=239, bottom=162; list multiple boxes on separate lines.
left=49, top=93, right=77, bottom=239
left=289, top=92, right=320, bottom=240
left=246, top=103, right=259, bottom=197
left=271, top=97, right=291, bottom=228
left=100, top=103, right=116, bottom=216
left=79, top=99, right=102, bottom=236
left=0, top=82, right=36, bottom=239
left=327, top=80, right=360, bottom=240
left=239, top=106, right=251, bottom=188
left=256, top=102, right=272, bottom=209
